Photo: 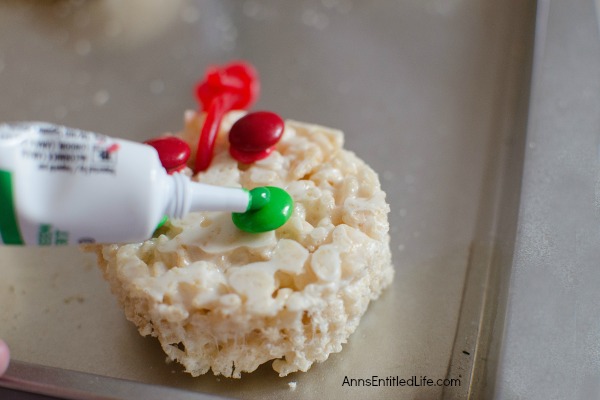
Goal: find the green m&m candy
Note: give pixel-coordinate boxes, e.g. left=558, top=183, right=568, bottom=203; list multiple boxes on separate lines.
left=232, top=186, right=293, bottom=233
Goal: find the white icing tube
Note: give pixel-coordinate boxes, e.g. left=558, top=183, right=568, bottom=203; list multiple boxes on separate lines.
left=0, top=122, right=250, bottom=245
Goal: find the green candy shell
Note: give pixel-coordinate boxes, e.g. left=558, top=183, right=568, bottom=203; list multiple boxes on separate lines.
left=155, top=215, right=169, bottom=230
left=248, top=186, right=270, bottom=211
left=232, top=186, right=293, bottom=233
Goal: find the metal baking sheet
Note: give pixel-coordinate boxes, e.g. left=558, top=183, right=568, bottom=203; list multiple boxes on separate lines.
left=494, top=0, right=600, bottom=399
left=0, top=1, right=535, bottom=399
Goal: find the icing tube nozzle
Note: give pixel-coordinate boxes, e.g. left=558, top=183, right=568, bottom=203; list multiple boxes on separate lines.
left=167, top=173, right=250, bottom=218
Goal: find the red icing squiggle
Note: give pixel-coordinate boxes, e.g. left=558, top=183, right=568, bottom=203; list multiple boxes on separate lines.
left=194, top=61, right=260, bottom=173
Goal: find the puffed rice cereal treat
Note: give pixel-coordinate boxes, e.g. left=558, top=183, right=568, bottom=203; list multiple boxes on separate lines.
left=92, top=110, right=394, bottom=378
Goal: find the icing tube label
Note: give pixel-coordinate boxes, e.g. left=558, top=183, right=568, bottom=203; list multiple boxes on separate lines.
left=17, top=123, right=119, bottom=175
left=0, top=123, right=132, bottom=245
left=0, top=170, right=24, bottom=245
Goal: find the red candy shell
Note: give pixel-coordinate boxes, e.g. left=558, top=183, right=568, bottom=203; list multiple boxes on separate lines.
left=229, top=146, right=274, bottom=164
left=228, top=111, right=284, bottom=155
left=145, top=136, right=191, bottom=170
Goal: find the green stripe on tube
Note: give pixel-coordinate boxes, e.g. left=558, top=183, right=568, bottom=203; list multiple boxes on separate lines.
left=0, top=169, right=24, bottom=245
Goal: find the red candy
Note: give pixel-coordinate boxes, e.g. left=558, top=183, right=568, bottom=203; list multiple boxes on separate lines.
left=145, top=136, right=191, bottom=174
left=229, top=146, right=274, bottom=164
left=228, top=111, right=284, bottom=163
left=194, top=61, right=260, bottom=173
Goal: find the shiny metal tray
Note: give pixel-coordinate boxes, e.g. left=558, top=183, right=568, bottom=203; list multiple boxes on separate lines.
left=0, top=1, right=536, bottom=399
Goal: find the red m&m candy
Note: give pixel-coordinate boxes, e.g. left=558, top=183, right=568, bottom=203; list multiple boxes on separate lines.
left=228, top=111, right=284, bottom=164
left=145, top=136, right=191, bottom=174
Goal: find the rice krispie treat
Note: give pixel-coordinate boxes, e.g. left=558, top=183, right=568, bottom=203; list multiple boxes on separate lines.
left=93, top=109, right=393, bottom=378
